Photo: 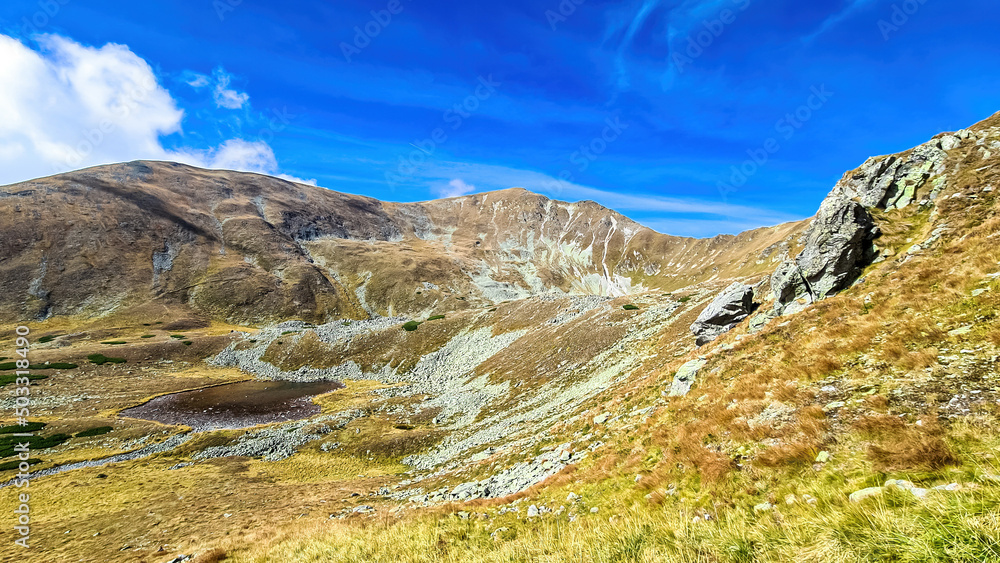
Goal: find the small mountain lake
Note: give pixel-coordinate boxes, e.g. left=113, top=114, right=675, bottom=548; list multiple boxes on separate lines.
left=121, top=380, right=343, bottom=431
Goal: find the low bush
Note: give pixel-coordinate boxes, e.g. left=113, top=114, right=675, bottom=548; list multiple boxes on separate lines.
left=74, top=426, right=113, bottom=438
left=0, top=422, right=46, bottom=434
left=0, top=432, right=72, bottom=458
left=0, top=373, right=47, bottom=387
left=88, top=354, right=126, bottom=365
left=0, top=458, right=41, bottom=471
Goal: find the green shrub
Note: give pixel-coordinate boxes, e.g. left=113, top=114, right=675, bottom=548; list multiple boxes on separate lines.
left=183, top=341, right=193, bottom=346
left=0, top=458, right=41, bottom=471
left=0, top=422, right=46, bottom=434
left=74, top=426, right=113, bottom=438
left=38, top=335, right=60, bottom=343
left=101, top=341, right=127, bottom=345
left=0, top=432, right=72, bottom=458
left=1, top=362, right=76, bottom=370
left=141, top=334, right=155, bottom=338
left=402, top=321, right=421, bottom=332
left=0, top=373, right=47, bottom=387
left=88, top=354, right=126, bottom=365
left=281, top=331, right=300, bottom=336
left=170, top=334, right=187, bottom=340
left=678, top=296, right=691, bottom=303
left=426, top=315, right=446, bottom=321
left=623, top=304, right=640, bottom=310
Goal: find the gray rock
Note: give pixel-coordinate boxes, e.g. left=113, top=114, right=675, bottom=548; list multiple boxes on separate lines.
left=849, top=487, right=884, bottom=503
left=668, top=358, right=707, bottom=397
left=770, top=261, right=813, bottom=316
left=689, top=283, right=754, bottom=346
left=772, top=194, right=878, bottom=315
left=527, top=504, right=539, bottom=518
left=747, top=312, right=771, bottom=333
left=834, top=141, right=947, bottom=210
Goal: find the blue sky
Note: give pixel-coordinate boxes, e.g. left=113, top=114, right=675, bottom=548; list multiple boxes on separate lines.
left=0, top=0, right=998, bottom=237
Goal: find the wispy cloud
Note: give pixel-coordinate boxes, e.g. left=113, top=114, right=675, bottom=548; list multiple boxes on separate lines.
left=802, top=0, right=878, bottom=43
left=435, top=178, right=477, bottom=198
left=611, top=0, right=663, bottom=90
left=182, top=70, right=211, bottom=88
left=180, top=67, right=250, bottom=109
left=211, top=67, right=249, bottom=109
left=405, top=160, right=804, bottom=236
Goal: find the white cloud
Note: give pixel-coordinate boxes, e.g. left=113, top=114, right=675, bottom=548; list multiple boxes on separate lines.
left=0, top=34, right=307, bottom=186
left=173, top=139, right=317, bottom=185
left=183, top=71, right=210, bottom=88
left=405, top=160, right=805, bottom=237
left=803, top=0, right=878, bottom=43
left=435, top=178, right=477, bottom=198
left=212, top=67, right=249, bottom=109
left=0, top=34, right=183, bottom=182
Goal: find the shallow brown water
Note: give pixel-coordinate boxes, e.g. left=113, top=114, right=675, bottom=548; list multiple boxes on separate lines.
left=121, top=380, right=343, bottom=431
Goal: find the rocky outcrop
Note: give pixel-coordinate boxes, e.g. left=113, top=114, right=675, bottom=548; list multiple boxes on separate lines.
left=689, top=282, right=754, bottom=346
left=834, top=139, right=947, bottom=210
left=772, top=194, right=879, bottom=315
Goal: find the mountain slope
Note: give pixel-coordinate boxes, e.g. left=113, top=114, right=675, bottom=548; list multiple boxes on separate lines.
left=2, top=113, right=999, bottom=563
left=0, top=162, right=807, bottom=323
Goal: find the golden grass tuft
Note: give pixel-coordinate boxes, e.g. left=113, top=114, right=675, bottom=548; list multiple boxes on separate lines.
left=192, top=547, right=228, bottom=563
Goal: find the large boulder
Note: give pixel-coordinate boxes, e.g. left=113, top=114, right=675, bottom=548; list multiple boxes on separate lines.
left=689, top=282, right=754, bottom=346
left=772, top=194, right=879, bottom=315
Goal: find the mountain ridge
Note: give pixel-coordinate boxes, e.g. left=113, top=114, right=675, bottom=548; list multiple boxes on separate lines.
left=0, top=160, right=808, bottom=323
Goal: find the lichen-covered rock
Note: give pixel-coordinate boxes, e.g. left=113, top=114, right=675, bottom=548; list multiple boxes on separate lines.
left=689, top=282, right=754, bottom=346
left=668, top=358, right=707, bottom=397
left=833, top=140, right=947, bottom=210
left=796, top=195, right=878, bottom=299
left=770, top=260, right=813, bottom=316
left=772, top=194, right=879, bottom=315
